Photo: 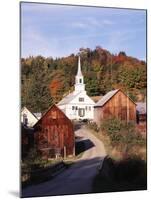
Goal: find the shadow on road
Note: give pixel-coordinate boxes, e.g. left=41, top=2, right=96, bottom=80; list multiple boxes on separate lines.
left=93, top=156, right=147, bottom=193
left=21, top=156, right=104, bottom=198
left=75, top=139, right=95, bottom=156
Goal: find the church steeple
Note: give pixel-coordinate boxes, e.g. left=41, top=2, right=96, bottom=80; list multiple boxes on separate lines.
left=74, top=56, right=86, bottom=94
left=77, top=56, right=82, bottom=76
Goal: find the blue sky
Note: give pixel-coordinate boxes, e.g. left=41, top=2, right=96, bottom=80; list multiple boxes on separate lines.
left=21, top=3, right=146, bottom=60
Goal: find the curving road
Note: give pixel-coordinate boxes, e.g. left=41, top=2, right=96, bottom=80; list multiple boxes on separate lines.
left=22, top=125, right=106, bottom=197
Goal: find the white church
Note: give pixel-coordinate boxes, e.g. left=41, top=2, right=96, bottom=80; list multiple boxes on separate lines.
left=57, top=56, right=95, bottom=120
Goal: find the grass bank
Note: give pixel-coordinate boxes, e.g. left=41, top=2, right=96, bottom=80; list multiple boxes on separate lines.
left=86, top=118, right=147, bottom=193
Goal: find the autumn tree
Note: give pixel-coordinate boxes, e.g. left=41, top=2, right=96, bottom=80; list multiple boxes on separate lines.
left=21, top=46, right=147, bottom=109
left=21, top=56, right=53, bottom=113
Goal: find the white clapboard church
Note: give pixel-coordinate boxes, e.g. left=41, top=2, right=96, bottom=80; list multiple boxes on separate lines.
left=58, top=56, right=95, bottom=120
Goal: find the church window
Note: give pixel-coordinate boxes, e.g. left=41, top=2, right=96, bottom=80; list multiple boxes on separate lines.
left=78, top=108, right=85, bottom=117
left=75, top=106, right=78, bottom=110
left=85, top=106, right=87, bottom=111
left=89, top=106, right=91, bottom=111
left=79, top=97, right=84, bottom=102
left=79, top=78, right=82, bottom=83
left=72, top=106, right=75, bottom=110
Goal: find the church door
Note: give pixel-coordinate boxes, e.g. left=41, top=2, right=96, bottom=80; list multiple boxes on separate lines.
left=78, top=108, right=85, bottom=117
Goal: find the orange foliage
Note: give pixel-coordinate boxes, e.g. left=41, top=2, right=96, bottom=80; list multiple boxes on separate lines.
left=113, top=54, right=127, bottom=63
left=49, top=79, right=62, bottom=96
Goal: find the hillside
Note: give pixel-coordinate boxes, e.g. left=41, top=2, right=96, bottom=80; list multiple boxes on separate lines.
left=21, top=46, right=146, bottom=113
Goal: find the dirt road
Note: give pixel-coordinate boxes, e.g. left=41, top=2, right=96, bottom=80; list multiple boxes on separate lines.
left=22, top=125, right=106, bottom=197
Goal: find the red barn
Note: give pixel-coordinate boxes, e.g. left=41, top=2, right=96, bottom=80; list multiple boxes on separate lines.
left=34, top=104, right=75, bottom=158
left=94, top=89, right=136, bottom=125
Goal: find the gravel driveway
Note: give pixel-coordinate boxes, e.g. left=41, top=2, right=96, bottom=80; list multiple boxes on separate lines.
left=22, top=125, right=106, bottom=197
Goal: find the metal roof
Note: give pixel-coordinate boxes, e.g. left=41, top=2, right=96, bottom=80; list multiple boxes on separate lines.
left=57, top=92, right=81, bottom=105
left=136, top=102, right=146, bottom=114
left=33, top=112, right=42, bottom=119
left=21, top=106, right=38, bottom=120
left=95, top=89, right=119, bottom=107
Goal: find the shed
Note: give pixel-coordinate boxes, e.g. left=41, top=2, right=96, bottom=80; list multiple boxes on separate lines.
left=94, top=89, right=136, bottom=125
left=136, top=102, right=146, bottom=123
left=21, top=123, right=34, bottom=159
left=34, top=104, right=75, bottom=158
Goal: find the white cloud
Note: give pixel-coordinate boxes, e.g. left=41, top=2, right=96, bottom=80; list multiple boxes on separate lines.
left=71, top=22, right=87, bottom=28
left=102, top=19, right=114, bottom=25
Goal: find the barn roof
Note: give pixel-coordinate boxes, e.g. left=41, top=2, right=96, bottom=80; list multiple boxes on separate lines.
left=57, top=91, right=81, bottom=105
left=136, top=102, right=146, bottom=114
left=33, top=104, right=72, bottom=127
left=94, top=89, right=119, bottom=107
left=94, top=89, right=136, bottom=107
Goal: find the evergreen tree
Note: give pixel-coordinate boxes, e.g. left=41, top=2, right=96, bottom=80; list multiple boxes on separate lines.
left=22, top=56, right=53, bottom=113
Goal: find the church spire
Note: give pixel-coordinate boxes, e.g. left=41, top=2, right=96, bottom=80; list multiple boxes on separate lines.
left=74, top=56, right=86, bottom=94
left=77, top=56, right=82, bottom=76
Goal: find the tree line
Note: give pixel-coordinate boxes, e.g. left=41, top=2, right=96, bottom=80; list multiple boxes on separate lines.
left=21, top=46, right=146, bottom=113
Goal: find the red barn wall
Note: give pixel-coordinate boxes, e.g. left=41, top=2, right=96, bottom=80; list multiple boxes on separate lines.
left=34, top=105, right=75, bottom=158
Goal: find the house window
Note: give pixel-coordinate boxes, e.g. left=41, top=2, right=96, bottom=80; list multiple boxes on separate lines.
left=79, top=97, right=84, bottom=102
left=23, top=114, right=28, bottom=126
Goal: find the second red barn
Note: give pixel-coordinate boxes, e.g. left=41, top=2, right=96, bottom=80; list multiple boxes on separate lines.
left=94, top=89, right=136, bottom=125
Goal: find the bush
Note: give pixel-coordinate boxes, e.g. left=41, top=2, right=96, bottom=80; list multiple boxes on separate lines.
left=24, top=148, right=43, bottom=167
left=88, top=122, right=100, bottom=132
left=101, top=117, right=123, bottom=136
left=100, top=118, right=146, bottom=159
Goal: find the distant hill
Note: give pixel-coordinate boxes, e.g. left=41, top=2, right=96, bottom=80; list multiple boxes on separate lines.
left=21, top=46, right=146, bottom=112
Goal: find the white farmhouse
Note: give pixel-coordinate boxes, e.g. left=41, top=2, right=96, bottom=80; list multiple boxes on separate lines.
left=58, top=56, right=95, bottom=120
left=21, top=107, right=38, bottom=127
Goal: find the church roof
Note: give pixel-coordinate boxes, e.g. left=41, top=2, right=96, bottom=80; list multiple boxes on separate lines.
left=57, top=92, right=81, bottom=106
left=94, top=89, right=120, bottom=107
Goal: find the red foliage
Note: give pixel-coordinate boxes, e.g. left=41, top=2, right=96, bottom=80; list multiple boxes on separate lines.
left=49, top=79, right=62, bottom=96
left=113, top=54, right=127, bottom=63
